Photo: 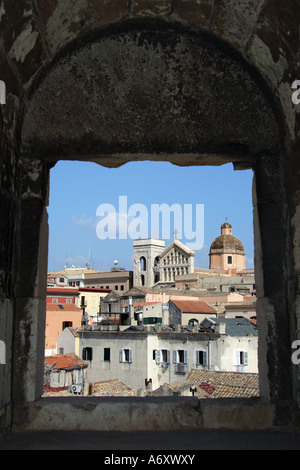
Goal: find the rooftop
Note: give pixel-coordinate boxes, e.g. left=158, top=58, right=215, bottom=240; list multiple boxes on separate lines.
left=186, top=369, right=259, bottom=398
left=44, top=353, right=88, bottom=371
left=170, top=299, right=216, bottom=314
left=205, top=317, right=258, bottom=336
left=46, top=303, right=82, bottom=312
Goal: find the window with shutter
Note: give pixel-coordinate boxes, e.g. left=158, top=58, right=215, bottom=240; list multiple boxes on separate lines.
left=183, top=350, right=188, bottom=364
left=173, top=350, right=177, bottom=364
left=128, top=349, right=133, bottom=363
left=156, top=349, right=161, bottom=364
left=233, top=350, right=248, bottom=368
left=196, top=350, right=207, bottom=366
left=233, top=350, right=240, bottom=366
left=120, top=348, right=133, bottom=363
left=167, top=349, right=171, bottom=364
left=82, top=347, right=93, bottom=361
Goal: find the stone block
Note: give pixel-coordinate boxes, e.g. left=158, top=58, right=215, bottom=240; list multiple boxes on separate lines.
left=0, top=298, right=13, bottom=406
left=247, top=0, right=299, bottom=88
left=5, top=13, right=48, bottom=87
left=172, top=0, right=214, bottom=29
left=130, top=0, right=172, bottom=17
left=200, top=397, right=274, bottom=430
left=35, top=0, right=91, bottom=55
left=12, top=297, right=46, bottom=403
left=212, top=0, right=264, bottom=51
left=89, top=0, right=129, bottom=28
left=13, top=198, right=46, bottom=299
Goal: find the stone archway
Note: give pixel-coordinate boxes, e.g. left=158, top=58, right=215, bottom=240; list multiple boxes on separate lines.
left=1, top=4, right=299, bottom=432
left=20, top=20, right=280, bottom=164
left=18, top=19, right=284, bottom=413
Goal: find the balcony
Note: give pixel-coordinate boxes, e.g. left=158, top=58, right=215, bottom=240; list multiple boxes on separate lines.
left=175, top=363, right=187, bottom=374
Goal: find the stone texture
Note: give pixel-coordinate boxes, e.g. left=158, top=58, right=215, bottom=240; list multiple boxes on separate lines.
left=20, top=23, right=280, bottom=163
left=172, top=0, right=215, bottom=29
left=11, top=396, right=276, bottom=432
left=0, top=0, right=299, bottom=433
left=213, top=0, right=264, bottom=51
left=130, top=0, right=172, bottom=17
left=89, top=0, right=129, bottom=28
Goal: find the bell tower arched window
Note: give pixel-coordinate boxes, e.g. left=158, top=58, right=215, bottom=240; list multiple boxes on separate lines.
left=140, top=256, right=146, bottom=271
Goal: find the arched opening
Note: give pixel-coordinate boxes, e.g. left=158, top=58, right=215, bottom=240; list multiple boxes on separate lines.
left=140, top=257, right=146, bottom=272
left=8, top=19, right=292, bottom=431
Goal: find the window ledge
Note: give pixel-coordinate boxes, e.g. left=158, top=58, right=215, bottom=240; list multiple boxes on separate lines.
left=12, top=396, right=274, bottom=432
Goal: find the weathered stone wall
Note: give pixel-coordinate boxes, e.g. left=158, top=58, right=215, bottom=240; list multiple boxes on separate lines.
left=0, top=0, right=299, bottom=431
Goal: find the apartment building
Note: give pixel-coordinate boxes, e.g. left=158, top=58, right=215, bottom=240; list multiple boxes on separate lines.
left=57, top=318, right=258, bottom=390
left=84, top=269, right=133, bottom=292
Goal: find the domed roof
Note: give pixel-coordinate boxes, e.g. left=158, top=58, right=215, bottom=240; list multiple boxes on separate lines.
left=210, top=222, right=244, bottom=254
left=210, top=234, right=244, bottom=253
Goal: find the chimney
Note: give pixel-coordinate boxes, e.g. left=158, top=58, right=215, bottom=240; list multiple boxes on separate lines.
left=128, top=297, right=136, bottom=326
left=214, top=322, right=226, bottom=334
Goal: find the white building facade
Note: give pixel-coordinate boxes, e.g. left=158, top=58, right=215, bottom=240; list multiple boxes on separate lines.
left=57, top=318, right=258, bottom=390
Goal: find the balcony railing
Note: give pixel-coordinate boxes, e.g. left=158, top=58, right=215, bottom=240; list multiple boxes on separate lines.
left=175, top=363, right=187, bottom=374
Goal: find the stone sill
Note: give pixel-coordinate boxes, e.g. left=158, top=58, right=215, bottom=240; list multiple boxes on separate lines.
left=11, top=396, right=274, bottom=432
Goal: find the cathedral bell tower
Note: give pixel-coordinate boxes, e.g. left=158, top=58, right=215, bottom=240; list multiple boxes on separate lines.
left=133, top=239, right=165, bottom=287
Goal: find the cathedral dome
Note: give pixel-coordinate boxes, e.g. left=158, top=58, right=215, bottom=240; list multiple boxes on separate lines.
left=210, top=234, right=244, bottom=254
left=209, top=222, right=245, bottom=271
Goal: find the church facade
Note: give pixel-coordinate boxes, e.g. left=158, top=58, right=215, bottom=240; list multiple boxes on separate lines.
left=133, top=238, right=195, bottom=287
left=133, top=222, right=248, bottom=289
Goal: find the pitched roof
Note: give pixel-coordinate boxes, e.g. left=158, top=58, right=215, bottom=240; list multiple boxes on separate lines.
left=123, top=286, right=157, bottom=296
left=186, top=369, right=259, bottom=398
left=47, top=288, right=79, bottom=295
left=171, top=299, right=216, bottom=314
left=121, top=301, right=161, bottom=308
left=48, top=268, right=100, bottom=276
left=201, top=317, right=258, bottom=336
left=44, top=352, right=88, bottom=370
left=46, top=303, right=82, bottom=312
left=159, top=238, right=195, bottom=258
left=93, top=379, right=137, bottom=396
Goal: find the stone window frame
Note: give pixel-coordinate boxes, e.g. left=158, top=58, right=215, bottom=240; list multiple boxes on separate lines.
left=103, top=347, right=111, bottom=362
left=155, top=348, right=171, bottom=365
left=195, top=349, right=207, bottom=367
left=119, top=347, right=133, bottom=363
left=8, top=143, right=291, bottom=432
left=82, top=347, right=93, bottom=361
left=5, top=19, right=297, bottom=432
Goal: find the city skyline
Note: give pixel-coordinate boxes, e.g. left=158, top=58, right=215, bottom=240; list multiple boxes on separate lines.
left=47, top=160, right=254, bottom=273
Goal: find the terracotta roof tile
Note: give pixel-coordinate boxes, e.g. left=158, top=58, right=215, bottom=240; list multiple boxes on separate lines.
left=46, top=303, right=82, bottom=311
left=44, top=352, right=87, bottom=370
left=93, top=379, right=137, bottom=396
left=171, top=299, right=216, bottom=314
left=186, top=369, right=259, bottom=398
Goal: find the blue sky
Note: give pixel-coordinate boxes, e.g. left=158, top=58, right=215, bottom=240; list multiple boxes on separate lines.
left=47, top=160, right=254, bottom=273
